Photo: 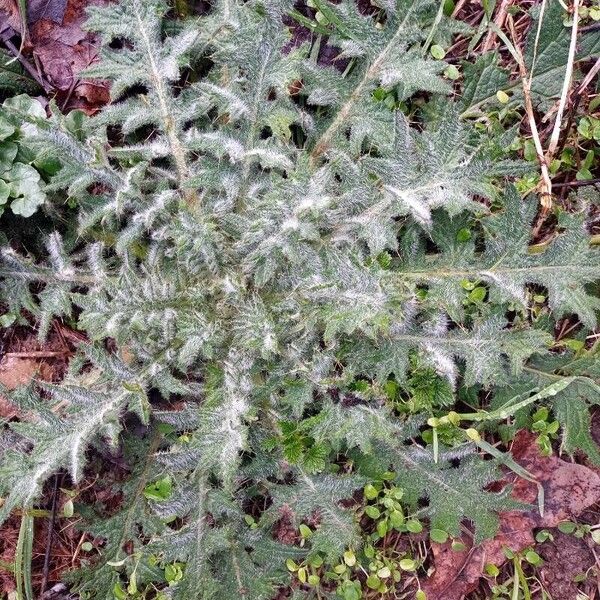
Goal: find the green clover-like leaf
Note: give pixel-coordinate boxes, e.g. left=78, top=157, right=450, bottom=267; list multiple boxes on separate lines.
left=2, top=94, right=46, bottom=119
left=0, top=117, right=15, bottom=141
left=4, top=162, right=45, bottom=216
left=0, top=142, right=18, bottom=174
left=10, top=192, right=45, bottom=217
left=0, top=177, right=9, bottom=218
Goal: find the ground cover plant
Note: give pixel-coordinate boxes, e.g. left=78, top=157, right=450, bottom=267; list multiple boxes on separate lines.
left=0, top=0, right=599, bottom=598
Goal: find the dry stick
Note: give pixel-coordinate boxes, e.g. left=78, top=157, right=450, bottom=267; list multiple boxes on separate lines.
left=507, top=16, right=553, bottom=211
left=61, top=77, right=79, bottom=112
left=451, top=0, right=469, bottom=18
left=546, top=0, right=580, bottom=159
left=580, top=21, right=600, bottom=33
left=422, top=0, right=446, bottom=56
left=552, top=178, right=600, bottom=188
left=528, top=0, right=547, bottom=82
left=1, top=37, right=52, bottom=93
left=481, top=0, right=513, bottom=52
left=39, top=474, right=61, bottom=597
left=4, top=351, right=70, bottom=358
left=550, top=36, right=598, bottom=170
left=575, top=55, right=600, bottom=98
left=451, top=0, right=467, bottom=18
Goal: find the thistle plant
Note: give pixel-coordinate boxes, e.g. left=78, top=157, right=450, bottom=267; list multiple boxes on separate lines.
left=0, top=0, right=599, bottom=598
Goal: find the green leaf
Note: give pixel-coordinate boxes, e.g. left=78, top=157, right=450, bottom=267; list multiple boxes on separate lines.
left=462, top=3, right=600, bottom=112
left=525, top=550, right=541, bottom=565
left=365, top=505, right=381, bottom=519
left=0, top=180, right=9, bottom=206
left=429, top=528, right=449, bottom=543
left=303, top=443, right=328, bottom=474
left=143, top=476, right=173, bottom=501
left=460, top=51, right=509, bottom=112
left=0, top=118, right=16, bottom=142
left=430, top=45, right=446, bottom=59
left=0, top=142, right=18, bottom=173
left=553, top=390, right=600, bottom=464
left=343, top=550, right=356, bottom=566
left=10, top=194, right=45, bottom=217
left=444, top=64, right=460, bottom=80
left=63, top=499, right=74, bottom=518
left=113, top=583, right=127, bottom=600
left=468, top=286, right=487, bottom=303
left=496, top=90, right=509, bottom=104
left=393, top=446, right=519, bottom=542
left=0, top=49, right=41, bottom=95
left=364, top=484, right=379, bottom=500
left=405, top=519, right=423, bottom=533
left=3, top=95, right=46, bottom=120
left=558, top=521, right=577, bottom=534
left=3, top=163, right=45, bottom=216
left=5, top=162, right=40, bottom=195
left=299, top=524, right=312, bottom=539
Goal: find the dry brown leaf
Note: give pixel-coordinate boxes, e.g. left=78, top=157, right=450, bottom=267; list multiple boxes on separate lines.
left=0, top=0, right=109, bottom=109
left=27, top=0, right=68, bottom=24
left=0, top=0, right=67, bottom=28
left=0, top=355, right=54, bottom=418
left=30, top=0, right=109, bottom=105
left=422, top=431, right=600, bottom=600
left=537, top=531, right=597, bottom=599
left=0, top=0, right=20, bottom=31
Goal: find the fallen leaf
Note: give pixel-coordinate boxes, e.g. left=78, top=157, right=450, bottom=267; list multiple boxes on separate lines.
left=508, top=431, right=600, bottom=524
left=273, top=505, right=301, bottom=546
left=0, top=0, right=110, bottom=109
left=0, top=355, right=53, bottom=418
left=30, top=0, right=105, bottom=96
left=422, top=431, right=600, bottom=600
left=0, top=0, right=20, bottom=32
left=27, top=0, right=69, bottom=24
left=537, top=531, right=596, bottom=599
left=0, top=0, right=67, bottom=27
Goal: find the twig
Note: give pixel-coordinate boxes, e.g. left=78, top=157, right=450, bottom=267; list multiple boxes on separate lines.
left=1, top=37, right=52, bottom=93
left=546, top=0, right=579, bottom=159
left=53, top=322, right=88, bottom=344
left=422, top=0, right=446, bottom=56
left=61, top=77, right=79, bottom=112
left=451, top=0, right=468, bottom=18
left=528, top=0, right=547, bottom=83
left=575, top=55, right=600, bottom=97
left=12, top=0, right=29, bottom=57
left=4, top=351, right=70, bottom=358
left=53, top=320, right=70, bottom=354
left=552, top=178, right=600, bottom=188
left=580, top=21, right=600, bottom=33
left=507, top=15, right=553, bottom=211
left=61, top=51, right=96, bottom=111
left=70, top=532, right=87, bottom=568
left=40, top=474, right=61, bottom=596
left=553, top=56, right=600, bottom=159
left=481, top=0, right=512, bottom=52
